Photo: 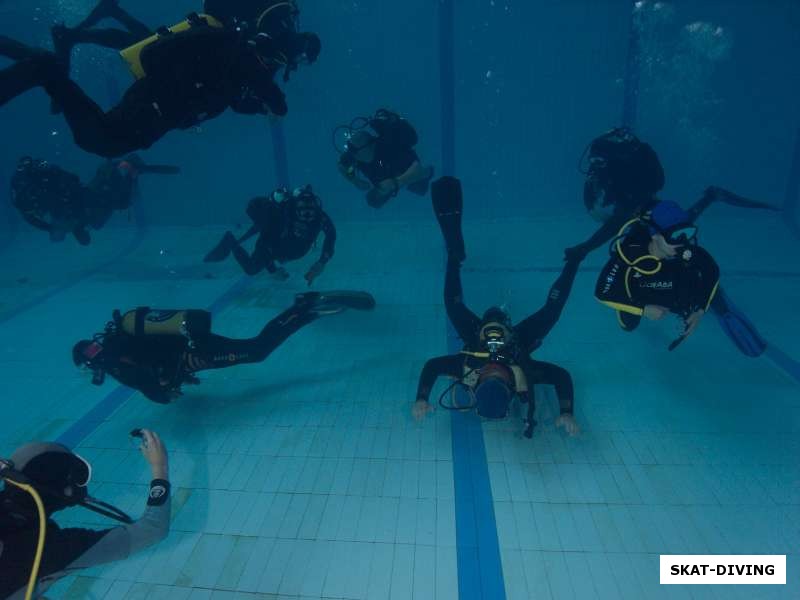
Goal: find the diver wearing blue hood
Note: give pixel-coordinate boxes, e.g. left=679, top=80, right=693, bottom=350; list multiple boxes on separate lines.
left=595, top=201, right=720, bottom=350
left=412, top=177, right=579, bottom=438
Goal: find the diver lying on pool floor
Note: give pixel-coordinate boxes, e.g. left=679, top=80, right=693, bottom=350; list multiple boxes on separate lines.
left=412, top=176, right=580, bottom=438
left=72, top=292, right=375, bottom=404
left=594, top=201, right=720, bottom=350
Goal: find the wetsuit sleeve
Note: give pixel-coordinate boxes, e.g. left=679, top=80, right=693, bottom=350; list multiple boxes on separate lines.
left=111, top=364, right=175, bottom=404
left=416, top=354, right=464, bottom=403
left=234, top=68, right=288, bottom=116
left=61, top=480, right=171, bottom=571
left=688, top=248, right=720, bottom=312
left=570, top=212, right=629, bottom=258
left=319, top=212, right=336, bottom=263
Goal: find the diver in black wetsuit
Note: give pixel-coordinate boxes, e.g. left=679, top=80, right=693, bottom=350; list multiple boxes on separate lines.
left=595, top=201, right=720, bottom=350
left=0, top=2, right=319, bottom=157
left=413, top=177, right=580, bottom=438
left=568, top=127, right=779, bottom=357
left=10, top=154, right=178, bottom=245
left=336, top=109, right=435, bottom=209
left=72, top=291, right=376, bottom=404
left=566, top=127, right=782, bottom=262
left=1, top=431, right=170, bottom=600
left=203, top=185, right=336, bottom=285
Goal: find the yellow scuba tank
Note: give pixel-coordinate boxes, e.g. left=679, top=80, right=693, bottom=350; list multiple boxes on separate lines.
left=119, top=13, right=223, bottom=79
left=116, top=308, right=212, bottom=339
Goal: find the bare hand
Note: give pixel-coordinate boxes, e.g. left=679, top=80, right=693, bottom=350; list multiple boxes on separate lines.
left=643, top=305, right=668, bottom=321
left=412, top=400, right=434, bottom=422
left=139, top=430, right=168, bottom=480
left=555, top=414, right=580, bottom=436
left=683, top=309, right=705, bottom=337
left=304, top=261, right=325, bottom=286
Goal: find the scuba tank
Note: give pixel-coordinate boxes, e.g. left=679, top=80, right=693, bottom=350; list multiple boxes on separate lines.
left=119, top=13, right=223, bottom=79
left=114, top=308, right=212, bottom=340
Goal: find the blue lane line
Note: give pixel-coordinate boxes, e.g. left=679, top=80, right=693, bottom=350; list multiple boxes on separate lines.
left=56, top=276, right=252, bottom=449
left=621, top=0, right=641, bottom=128
left=438, top=1, right=506, bottom=598
left=270, top=122, right=291, bottom=188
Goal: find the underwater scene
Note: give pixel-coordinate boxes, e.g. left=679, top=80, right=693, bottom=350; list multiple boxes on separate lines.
left=0, top=1, right=799, bottom=598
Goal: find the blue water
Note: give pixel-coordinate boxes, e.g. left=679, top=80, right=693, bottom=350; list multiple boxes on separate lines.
left=1, top=1, right=799, bottom=598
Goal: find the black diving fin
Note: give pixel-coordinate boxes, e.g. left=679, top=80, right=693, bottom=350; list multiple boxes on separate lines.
left=710, top=289, right=767, bottom=358
left=431, top=176, right=466, bottom=262
left=688, top=186, right=780, bottom=221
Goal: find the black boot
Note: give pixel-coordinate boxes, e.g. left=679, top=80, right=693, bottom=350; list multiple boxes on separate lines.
left=431, top=176, right=466, bottom=263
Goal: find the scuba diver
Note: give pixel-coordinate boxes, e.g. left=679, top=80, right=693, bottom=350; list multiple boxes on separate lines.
left=50, top=1, right=320, bottom=86
left=10, top=154, right=179, bottom=245
left=412, top=177, right=580, bottom=438
left=594, top=201, right=720, bottom=351
left=0, top=430, right=170, bottom=600
left=72, top=291, right=376, bottom=404
left=335, top=109, right=435, bottom=208
left=0, top=1, right=319, bottom=158
left=203, top=185, right=336, bottom=285
left=569, top=127, right=780, bottom=357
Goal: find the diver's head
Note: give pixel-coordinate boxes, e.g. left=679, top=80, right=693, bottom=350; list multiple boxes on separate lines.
left=2, top=442, right=92, bottom=517
left=291, top=185, right=322, bottom=222
left=474, top=362, right=515, bottom=419
left=479, top=307, right=513, bottom=354
left=646, top=201, right=697, bottom=258
left=345, top=130, right=376, bottom=163
left=73, top=338, right=107, bottom=386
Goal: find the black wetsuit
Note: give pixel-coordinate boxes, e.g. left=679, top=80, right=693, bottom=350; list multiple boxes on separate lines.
left=595, top=224, right=720, bottom=331
left=99, top=301, right=319, bottom=403
left=234, top=199, right=336, bottom=275
left=355, top=138, right=419, bottom=188
left=0, top=27, right=287, bottom=157
left=416, top=258, right=578, bottom=418
left=569, top=140, right=664, bottom=260
left=0, top=480, right=170, bottom=599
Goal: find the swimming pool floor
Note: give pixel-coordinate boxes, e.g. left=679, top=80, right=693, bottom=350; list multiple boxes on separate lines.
left=0, top=213, right=797, bottom=599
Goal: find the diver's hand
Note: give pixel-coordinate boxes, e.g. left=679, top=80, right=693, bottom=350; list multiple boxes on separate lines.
left=412, top=400, right=434, bottom=422
left=643, top=305, right=668, bottom=320
left=304, top=261, right=325, bottom=286
left=377, top=178, right=399, bottom=196
left=139, top=430, right=169, bottom=480
left=683, top=309, right=705, bottom=337
left=271, top=266, right=290, bottom=281
left=555, top=414, right=580, bottom=437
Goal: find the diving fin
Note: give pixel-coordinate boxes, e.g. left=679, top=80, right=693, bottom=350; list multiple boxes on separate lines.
left=296, top=290, right=377, bottom=315
left=431, top=176, right=466, bottom=263
left=203, top=231, right=236, bottom=263
left=688, top=186, right=780, bottom=221
left=711, top=289, right=767, bottom=358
